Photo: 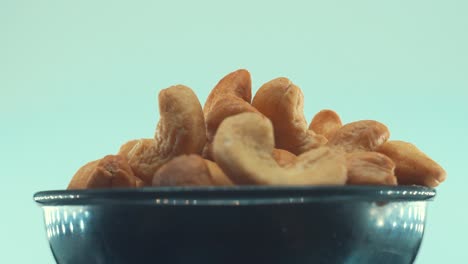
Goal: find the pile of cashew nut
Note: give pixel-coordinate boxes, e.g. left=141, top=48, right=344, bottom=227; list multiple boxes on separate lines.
left=68, top=69, right=446, bottom=190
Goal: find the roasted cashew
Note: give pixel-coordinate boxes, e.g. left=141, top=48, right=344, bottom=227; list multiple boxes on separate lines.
left=68, top=155, right=142, bottom=189
left=203, top=69, right=259, bottom=144
left=252, top=77, right=327, bottom=155
left=309, top=109, right=342, bottom=140
left=377, top=140, right=446, bottom=187
left=328, top=120, right=390, bottom=153
left=119, top=85, right=206, bottom=184
left=212, top=113, right=347, bottom=186
left=152, top=155, right=233, bottom=186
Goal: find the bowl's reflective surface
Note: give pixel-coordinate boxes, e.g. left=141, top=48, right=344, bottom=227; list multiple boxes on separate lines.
left=34, top=186, right=435, bottom=264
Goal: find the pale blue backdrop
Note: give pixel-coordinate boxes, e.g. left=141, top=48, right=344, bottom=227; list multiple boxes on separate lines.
left=1, top=0, right=466, bottom=263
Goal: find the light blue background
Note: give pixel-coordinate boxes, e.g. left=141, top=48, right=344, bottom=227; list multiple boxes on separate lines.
left=1, top=0, right=467, bottom=263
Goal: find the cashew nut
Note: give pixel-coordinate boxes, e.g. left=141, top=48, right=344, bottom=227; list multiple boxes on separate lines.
left=346, top=152, right=397, bottom=185
left=203, top=69, right=259, bottom=143
left=119, top=85, right=206, bottom=184
left=212, top=112, right=347, bottom=186
left=252, top=77, right=327, bottom=155
left=376, top=140, right=446, bottom=187
left=68, top=155, right=141, bottom=189
left=152, top=155, right=233, bottom=186
left=309, top=109, right=342, bottom=140
left=328, top=120, right=390, bottom=153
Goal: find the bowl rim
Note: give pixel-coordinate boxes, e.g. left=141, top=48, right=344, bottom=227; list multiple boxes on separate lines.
left=33, top=185, right=436, bottom=206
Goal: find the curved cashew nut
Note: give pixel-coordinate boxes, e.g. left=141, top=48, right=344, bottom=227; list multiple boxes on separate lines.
left=328, top=120, right=390, bottom=153
left=68, top=155, right=142, bottom=189
left=309, top=109, right=342, bottom=140
left=212, top=112, right=347, bottom=186
left=152, top=155, right=233, bottom=186
left=252, top=77, right=327, bottom=155
left=119, top=85, right=206, bottom=184
left=377, top=140, right=446, bottom=187
left=346, top=152, right=397, bottom=185
left=203, top=69, right=259, bottom=143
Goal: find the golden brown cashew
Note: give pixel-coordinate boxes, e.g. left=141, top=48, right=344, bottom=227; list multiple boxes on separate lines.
left=119, top=85, right=206, bottom=184
left=309, top=109, right=342, bottom=140
left=68, top=155, right=141, bottom=189
left=212, top=112, right=347, bottom=186
left=68, top=160, right=100, bottom=189
left=328, top=120, right=390, bottom=153
left=203, top=69, right=259, bottom=143
left=376, top=140, right=446, bottom=187
left=152, top=155, right=233, bottom=186
left=346, top=152, right=397, bottom=185
left=252, top=77, right=327, bottom=155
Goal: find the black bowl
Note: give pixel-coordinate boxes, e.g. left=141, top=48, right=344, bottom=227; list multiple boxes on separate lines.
left=34, top=186, right=435, bottom=264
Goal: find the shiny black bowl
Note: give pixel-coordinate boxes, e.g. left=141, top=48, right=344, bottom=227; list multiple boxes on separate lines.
left=34, top=186, right=435, bottom=264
